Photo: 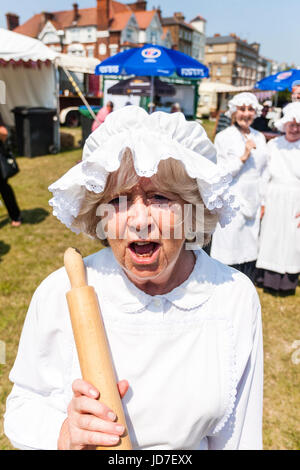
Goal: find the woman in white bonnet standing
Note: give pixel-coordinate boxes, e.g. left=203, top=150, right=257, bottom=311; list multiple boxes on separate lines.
left=4, top=106, right=263, bottom=450
left=256, top=102, right=300, bottom=296
left=210, top=92, right=269, bottom=282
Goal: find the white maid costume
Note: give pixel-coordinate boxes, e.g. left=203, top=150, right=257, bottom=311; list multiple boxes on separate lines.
left=4, top=106, right=263, bottom=450
left=210, top=93, right=269, bottom=275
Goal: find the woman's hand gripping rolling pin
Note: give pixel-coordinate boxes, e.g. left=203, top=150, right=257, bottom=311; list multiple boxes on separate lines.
left=58, top=378, right=129, bottom=450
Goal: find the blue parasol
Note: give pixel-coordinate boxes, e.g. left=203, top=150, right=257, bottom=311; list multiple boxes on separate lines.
left=255, top=69, right=300, bottom=92
left=95, top=44, right=209, bottom=111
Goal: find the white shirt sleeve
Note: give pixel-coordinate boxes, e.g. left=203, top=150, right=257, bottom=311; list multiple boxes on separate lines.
left=207, top=293, right=263, bottom=450
left=214, top=130, right=244, bottom=178
left=4, top=280, right=70, bottom=450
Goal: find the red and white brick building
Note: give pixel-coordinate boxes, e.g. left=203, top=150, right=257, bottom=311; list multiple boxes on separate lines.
left=6, top=1, right=173, bottom=60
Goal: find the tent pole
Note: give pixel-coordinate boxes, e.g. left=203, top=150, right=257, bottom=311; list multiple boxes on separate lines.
left=150, top=75, right=154, bottom=114
left=54, top=63, right=61, bottom=153
left=194, top=80, right=199, bottom=120
left=61, top=65, right=100, bottom=123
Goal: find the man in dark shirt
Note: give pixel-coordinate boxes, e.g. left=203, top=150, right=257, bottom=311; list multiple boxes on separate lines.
left=252, top=103, right=273, bottom=132
left=0, top=113, right=22, bottom=226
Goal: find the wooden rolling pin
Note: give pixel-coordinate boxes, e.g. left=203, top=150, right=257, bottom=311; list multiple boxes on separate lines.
left=64, top=247, right=132, bottom=450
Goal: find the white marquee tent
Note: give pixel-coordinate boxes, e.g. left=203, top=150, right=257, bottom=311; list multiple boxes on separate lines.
left=56, top=53, right=100, bottom=75
left=0, top=28, right=59, bottom=127
left=198, top=80, right=253, bottom=117
left=0, top=28, right=100, bottom=127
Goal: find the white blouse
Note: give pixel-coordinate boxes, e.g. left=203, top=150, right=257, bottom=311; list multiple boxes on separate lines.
left=256, top=136, right=300, bottom=274
left=4, top=247, right=263, bottom=450
left=211, top=125, right=269, bottom=265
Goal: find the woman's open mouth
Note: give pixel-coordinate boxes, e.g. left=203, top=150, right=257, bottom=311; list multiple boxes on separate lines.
left=128, top=241, right=160, bottom=264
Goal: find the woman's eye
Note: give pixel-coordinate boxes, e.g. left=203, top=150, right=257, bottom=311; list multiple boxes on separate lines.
left=151, top=194, right=170, bottom=203
left=109, top=196, right=121, bottom=205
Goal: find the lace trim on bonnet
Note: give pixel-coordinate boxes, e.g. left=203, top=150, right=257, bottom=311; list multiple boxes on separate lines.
left=225, top=92, right=263, bottom=118
left=49, top=106, right=238, bottom=234
left=274, top=102, right=300, bottom=132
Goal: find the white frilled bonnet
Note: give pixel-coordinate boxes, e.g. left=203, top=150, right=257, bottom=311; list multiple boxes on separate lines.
left=225, top=92, right=263, bottom=118
left=48, top=106, right=238, bottom=234
left=274, top=102, right=300, bottom=132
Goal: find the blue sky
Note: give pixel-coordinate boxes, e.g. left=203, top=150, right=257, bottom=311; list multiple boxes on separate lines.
left=0, top=0, right=299, bottom=64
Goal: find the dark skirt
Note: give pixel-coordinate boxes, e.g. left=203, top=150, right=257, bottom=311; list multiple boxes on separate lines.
left=229, top=260, right=257, bottom=283
left=256, top=268, right=299, bottom=296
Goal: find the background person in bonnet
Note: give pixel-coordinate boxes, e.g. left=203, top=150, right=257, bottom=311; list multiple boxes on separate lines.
left=0, top=113, right=22, bottom=227
left=256, top=102, right=300, bottom=296
left=4, top=107, right=263, bottom=450
left=210, top=92, right=269, bottom=282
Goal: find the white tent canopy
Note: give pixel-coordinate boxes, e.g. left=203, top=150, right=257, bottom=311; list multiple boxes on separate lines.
left=56, top=53, right=100, bottom=74
left=199, top=80, right=253, bottom=94
left=0, top=28, right=101, bottom=126
left=0, top=28, right=58, bottom=62
left=0, top=28, right=58, bottom=126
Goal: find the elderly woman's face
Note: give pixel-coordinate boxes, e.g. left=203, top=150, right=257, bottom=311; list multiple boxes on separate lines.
left=235, top=105, right=256, bottom=129
left=285, top=119, right=300, bottom=142
left=103, top=177, right=189, bottom=284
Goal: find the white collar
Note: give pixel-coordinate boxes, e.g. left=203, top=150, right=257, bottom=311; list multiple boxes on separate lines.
left=232, top=125, right=258, bottom=139
left=281, top=136, right=300, bottom=149
left=86, top=248, right=232, bottom=314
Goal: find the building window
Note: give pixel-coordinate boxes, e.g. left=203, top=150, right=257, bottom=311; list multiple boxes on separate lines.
left=87, top=46, right=94, bottom=58
left=67, top=44, right=85, bottom=56
left=85, top=27, right=94, bottom=42
left=70, top=28, right=80, bottom=42
left=99, top=43, right=107, bottom=55
left=126, top=29, right=133, bottom=41
left=216, top=67, right=221, bottom=76
left=221, top=56, right=227, bottom=64
left=109, top=44, right=118, bottom=56
left=150, top=31, right=158, bottom=44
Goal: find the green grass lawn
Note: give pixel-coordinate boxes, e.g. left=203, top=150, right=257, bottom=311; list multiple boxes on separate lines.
left=201, top=118, right=216, bottom=141
left=0, top=124, right=299, bottom=450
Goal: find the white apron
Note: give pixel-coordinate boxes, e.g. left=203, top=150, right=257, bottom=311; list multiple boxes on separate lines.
left=256, top=136, right=300, bottom=274
left=211, top=126, right=269, bottom=265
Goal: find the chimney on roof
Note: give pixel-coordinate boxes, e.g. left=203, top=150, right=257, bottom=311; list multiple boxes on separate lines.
left=5, top=12, right=19, bottom=30
left=97, top=0, right=110, bottom=30
left=230, top=33, right=236, bottom=38
left=214, top=33, right=220, bottom=37
left=73, top=3, right=80, bottom=23
left=156, top=5, right=162, bottom=22
left=127, top=1, right=147, bottom=12
left=174, top=12, right=185, bottom=21
left=251, top=42, right=260, bottom=53
left=41, top=11, right=54, bottom=25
